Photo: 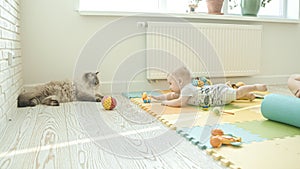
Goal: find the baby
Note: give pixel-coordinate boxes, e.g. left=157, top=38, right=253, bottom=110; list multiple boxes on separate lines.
left=152, top=67, right=267, bottom=107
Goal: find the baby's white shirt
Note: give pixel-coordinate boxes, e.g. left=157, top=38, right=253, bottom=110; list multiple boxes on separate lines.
left=181, top=83, right=236, bottom=106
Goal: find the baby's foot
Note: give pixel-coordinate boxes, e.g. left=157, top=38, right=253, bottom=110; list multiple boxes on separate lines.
left=295, top=89, right=300, bottom=98
left=254, top=84, right=267, bottom=92
left=248, top=93, right=256, bottom=101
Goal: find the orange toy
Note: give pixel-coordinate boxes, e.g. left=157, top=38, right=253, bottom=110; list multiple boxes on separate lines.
left=210, top=129, right=242, bottom=148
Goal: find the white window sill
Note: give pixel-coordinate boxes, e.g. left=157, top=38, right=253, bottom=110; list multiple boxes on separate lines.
left=78, top=11, right=300, bottom=24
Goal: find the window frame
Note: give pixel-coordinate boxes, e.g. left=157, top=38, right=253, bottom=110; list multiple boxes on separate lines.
left=75, top=0, right=300, bottom=23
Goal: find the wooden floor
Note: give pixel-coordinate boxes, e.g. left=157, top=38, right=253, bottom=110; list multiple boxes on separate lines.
left=0, top=85, right=292, bottom=169
left=0, top=95, right=224, bottom=169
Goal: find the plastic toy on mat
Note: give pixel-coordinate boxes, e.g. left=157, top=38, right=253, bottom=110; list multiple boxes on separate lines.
left=201, top=95, right=210, bottom=111
left=210, top=129, right=242, bottom=148
left=142, top=92, right=151, bottom=103
left=212, top=107, right=235, bottom=116
left=192, top=77, right=212, bottom=88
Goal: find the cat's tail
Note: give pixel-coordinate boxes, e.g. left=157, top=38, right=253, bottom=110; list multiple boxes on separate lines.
left=17, top=92, right=39, bottom=107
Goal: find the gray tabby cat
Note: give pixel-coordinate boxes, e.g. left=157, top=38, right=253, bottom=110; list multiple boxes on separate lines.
left=17, top=72, right=103, bottom=107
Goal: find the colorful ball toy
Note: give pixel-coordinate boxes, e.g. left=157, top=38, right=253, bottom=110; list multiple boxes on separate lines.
left=192, top=77, right=212, bottom=88
left=101, top=96, right=117, bottom=110
left=142, top=92, right=151, bottom=103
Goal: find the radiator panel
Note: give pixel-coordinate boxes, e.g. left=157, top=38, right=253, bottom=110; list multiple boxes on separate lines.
left=146, top=22, right=262, bottom=79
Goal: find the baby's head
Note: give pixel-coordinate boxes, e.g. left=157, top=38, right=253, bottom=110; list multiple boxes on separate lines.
left=167, top=66, right=191, bottom=93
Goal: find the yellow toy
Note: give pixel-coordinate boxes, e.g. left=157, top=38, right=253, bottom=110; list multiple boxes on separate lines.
left=142, top=92, right=151, bottom=103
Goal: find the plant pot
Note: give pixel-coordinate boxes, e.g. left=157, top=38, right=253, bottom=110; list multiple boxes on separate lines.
left=206, top=0, right=224, bottom=15
left=240, top=0, right=261, bottom=16
left=189, top=4, right=198, bottom=13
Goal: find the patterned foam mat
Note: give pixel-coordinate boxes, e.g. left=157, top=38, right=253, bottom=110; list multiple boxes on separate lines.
left=208, top=135, right=300, bottom=169
left=130, top=93, right=300, bottom=169
left=122, top=91, right=161, bottom=98
left=177, top=123, right=266, bottom=149
left=131, top=97, right=265, bottom=129
left=234, top=120, right=300, bottom=139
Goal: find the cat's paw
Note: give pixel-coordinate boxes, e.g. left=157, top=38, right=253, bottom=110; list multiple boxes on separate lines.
left=96, top=97, right=102, bottom=102
left=95, top=94, right=103, bottom=102
left=50, top=100, right=60, bottom=106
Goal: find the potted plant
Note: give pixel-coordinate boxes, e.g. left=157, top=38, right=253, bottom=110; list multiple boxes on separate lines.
left=229, top=0, right=272, bottom=16
left=188, top=0, right=200, bottom=12
left=261, top=0, right=272, bottom=7
left=206, top=0, right=224, bottom=15
left=189, top=0, right=224, bottom=14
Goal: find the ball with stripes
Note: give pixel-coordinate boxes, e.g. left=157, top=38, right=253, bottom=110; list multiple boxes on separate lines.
left=101, top=96, right=117, bottom=110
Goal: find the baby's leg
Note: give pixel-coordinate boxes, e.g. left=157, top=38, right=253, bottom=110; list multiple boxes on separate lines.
left=236, top=84, right=267, bottom=100
left=238, top=93, right=256, bottom=101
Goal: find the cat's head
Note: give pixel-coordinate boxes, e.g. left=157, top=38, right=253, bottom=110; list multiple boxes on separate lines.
left=83, top=72, right=100, bottom=88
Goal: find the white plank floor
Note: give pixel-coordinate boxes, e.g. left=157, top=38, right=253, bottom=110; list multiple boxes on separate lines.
left=0, top=95, right=224, bottom=169
left=0, top=85, right=292, bottom=169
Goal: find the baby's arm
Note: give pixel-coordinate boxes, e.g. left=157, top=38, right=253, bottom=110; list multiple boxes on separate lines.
left=161, top=95, right=190, bottom=107
left=152, top=92, right=179, bottom=100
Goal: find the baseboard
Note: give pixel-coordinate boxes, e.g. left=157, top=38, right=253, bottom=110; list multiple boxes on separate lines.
left=23, top=75, right=290, bottom=94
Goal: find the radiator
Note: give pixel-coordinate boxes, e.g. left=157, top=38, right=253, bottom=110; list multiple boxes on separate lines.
left=146, top=22, right=262, bottom=79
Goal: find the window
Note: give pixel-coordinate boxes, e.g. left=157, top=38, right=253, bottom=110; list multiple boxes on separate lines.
left=225, top=0, right=299, bottom=19
left=79, top=0, right=161, bottom=13
left=77, top=0, right=299, bottom=20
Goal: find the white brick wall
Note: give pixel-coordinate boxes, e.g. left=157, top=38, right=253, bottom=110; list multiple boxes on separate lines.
left=0, top=0, right=22, bottom=124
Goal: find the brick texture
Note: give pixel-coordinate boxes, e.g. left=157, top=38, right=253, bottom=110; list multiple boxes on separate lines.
left=0, top=0, right=21, bottom=123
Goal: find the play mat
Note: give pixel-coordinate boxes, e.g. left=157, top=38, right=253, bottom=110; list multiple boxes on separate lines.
left=125, top=91, right=300, bottom=169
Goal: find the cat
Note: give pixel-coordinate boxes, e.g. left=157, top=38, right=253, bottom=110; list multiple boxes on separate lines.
left=17, top=72, right=104, bottom=107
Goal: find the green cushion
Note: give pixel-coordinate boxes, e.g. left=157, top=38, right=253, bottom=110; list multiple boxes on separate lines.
left=261, top=94, right=300, bottom=128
